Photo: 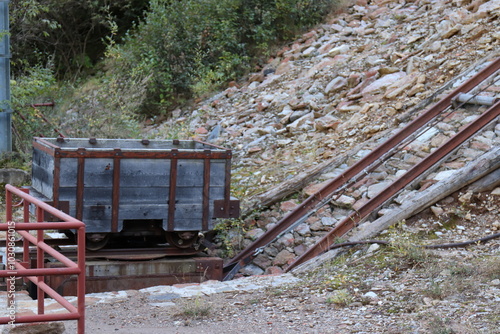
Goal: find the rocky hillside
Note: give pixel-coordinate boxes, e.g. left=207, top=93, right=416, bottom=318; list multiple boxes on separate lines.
left=146, top=0, right=500, bottom=274
left=1, top=1, right=499, bottom=333
left=149, top=0, right=500, bottom=191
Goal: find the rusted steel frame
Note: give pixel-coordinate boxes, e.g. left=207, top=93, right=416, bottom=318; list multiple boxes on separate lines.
left=31, top=102, right=55, bottom=108
left=1, top=222, right=84, bottom=230
left=35, top=205, right=45, bottom=313
left=33, top=137, right=60, bottom=150
left=2, top=185, right=85, bottom=332
left=194, top=138, right=234, bottom=152
left=5, top=184, right=83, bottom=223
left=83, top=246, right=201, bottom=258
left=168, top=149, right=179, bottom=231
left=32, top=140, right=55, bottom=156
left=53, top=153, right=61, bottom=209
left=16, top=230, right=79, bottom=269
left=223, top=157, right=232, bottom=215
left=223, top=57, right=500, bottom=272
left=53, top=150, right=230, bottom=159
left=33, top=138, right=232, bottom=160
left=31, top=139, right=65, bottom=212
left=83, top=272, right=209, bottom=281
left=286, top=100, right=500, bottom=271
left=4, top=258, right=80, bottom=277
left=76, top=148, right=85, bottom=221
left=77, top=221, right=86, bottom=334
left=111, top=149, right=122, bottom=232
left=30, top=104, right=65, bottom=138
left=202, top=150, right=211, bottom=230
left=0, top=313, right=80, bottom=325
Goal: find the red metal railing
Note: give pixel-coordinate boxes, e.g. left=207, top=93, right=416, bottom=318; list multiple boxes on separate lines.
left=0, top=184, right=85, bottom=333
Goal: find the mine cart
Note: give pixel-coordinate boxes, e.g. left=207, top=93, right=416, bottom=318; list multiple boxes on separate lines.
left=30, top=137, right=240, bottom=250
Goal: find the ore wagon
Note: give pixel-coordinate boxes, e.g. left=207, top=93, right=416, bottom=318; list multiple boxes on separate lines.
left=30, top=137, right=240, bottom=250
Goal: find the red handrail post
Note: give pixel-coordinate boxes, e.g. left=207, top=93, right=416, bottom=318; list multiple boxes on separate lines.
left=36, top=205, right=45, bottom=314
left=77, top=227, right=86, bottom=333
left=1, top=184, right=86, bottom=333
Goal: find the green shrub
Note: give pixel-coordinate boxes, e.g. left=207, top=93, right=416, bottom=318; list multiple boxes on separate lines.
left=105, top=0, right=339, bottom=116
left=10, top=0, right=149, bottom=79
left=10, top=66, right=58, bottom=156
left=326, top=289, right=353, bottom=307
left=10, top=66, right=142, bottom=158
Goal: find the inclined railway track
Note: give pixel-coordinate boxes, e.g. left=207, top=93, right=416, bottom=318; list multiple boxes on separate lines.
left=2, top=58, right=499, bottom=283
left=223, top=57, right=500, bottom=280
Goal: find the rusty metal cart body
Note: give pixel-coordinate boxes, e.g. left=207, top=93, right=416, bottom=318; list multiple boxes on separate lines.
left=30, top=137, right=239, bottom=249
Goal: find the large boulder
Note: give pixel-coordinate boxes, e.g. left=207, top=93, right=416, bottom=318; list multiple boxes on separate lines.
left=0, top=169, right=29, bottom=186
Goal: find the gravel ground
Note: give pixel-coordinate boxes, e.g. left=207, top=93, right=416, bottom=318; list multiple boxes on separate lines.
left=60, top=191, right=499, bottom=334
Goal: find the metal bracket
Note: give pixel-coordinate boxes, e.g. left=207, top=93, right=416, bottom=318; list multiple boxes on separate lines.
left=213, top=199, right=240, bottom=218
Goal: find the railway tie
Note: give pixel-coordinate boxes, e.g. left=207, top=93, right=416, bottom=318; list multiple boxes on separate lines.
left=223, top=56, right=500, bottom=281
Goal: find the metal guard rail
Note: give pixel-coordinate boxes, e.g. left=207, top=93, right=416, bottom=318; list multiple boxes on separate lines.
left=0, top=184, right=85, bottom=333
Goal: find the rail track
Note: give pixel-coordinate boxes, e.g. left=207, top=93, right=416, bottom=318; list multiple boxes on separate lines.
left=223, top=57, right=500, bottom=280
left=2, top=58, right=499, bottom=287
left=1, top=238, right=202, bottom=260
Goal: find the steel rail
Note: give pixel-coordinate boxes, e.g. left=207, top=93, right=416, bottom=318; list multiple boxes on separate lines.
left=286, top=98, right=500, bottom=271
left=222, top=57, right=500, bottom=279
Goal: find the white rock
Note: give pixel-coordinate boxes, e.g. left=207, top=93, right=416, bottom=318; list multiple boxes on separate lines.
left=325, top=76, right=348, bottom=94
left=363, top=291, right=378, bottom=299
left=321, top=217, right=337, bottom=226
left=328, top=45, right=350, bottom=56
left=367, top=182, right=391, bottom=199
left=331, top=194, right=356, bottom=208
left=491, top=187, right=500, bottom=196
left=286, top=112, right=315, bottom=133
left=477, top=0, right=500, bottom=15
left=366, top=243, right=380, bottom=254
left=361, top=72, right=406, bottom=95
left=490, top=279, right=500, bottom=286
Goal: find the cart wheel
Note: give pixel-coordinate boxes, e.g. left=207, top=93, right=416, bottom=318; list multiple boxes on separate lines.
left=165, top=231, right=198, bottom=249
left=86, top=233, right=109, bottom=251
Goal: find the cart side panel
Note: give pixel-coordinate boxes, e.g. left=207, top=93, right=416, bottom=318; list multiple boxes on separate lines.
left=119, top=159, right=171, bottom=187
left=30, top=138, right=238, bottom=234
left=169, top=159, right=229, bottom=231
left=117, top=159, right=171, bottom=231
left=31, top=147, right=54, bottom=199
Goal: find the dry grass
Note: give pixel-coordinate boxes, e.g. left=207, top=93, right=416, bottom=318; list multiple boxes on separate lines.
left=177, top=295, right=212, bottom=319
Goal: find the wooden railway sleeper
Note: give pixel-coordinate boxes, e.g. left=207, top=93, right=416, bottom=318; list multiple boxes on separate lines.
left=286, top=98, right=500, bottom=271
left=223, top=57, right=500, bottom=280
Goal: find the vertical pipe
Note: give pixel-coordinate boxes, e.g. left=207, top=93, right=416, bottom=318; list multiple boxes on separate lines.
left=0, top=0, right=11, bottom=153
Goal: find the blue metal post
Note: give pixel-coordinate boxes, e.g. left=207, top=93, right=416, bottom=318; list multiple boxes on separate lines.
left=0, top=0, right=11, bottom=152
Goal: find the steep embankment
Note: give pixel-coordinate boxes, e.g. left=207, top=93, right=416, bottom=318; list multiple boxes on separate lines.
left=147, top=0, right=500, bottom=273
